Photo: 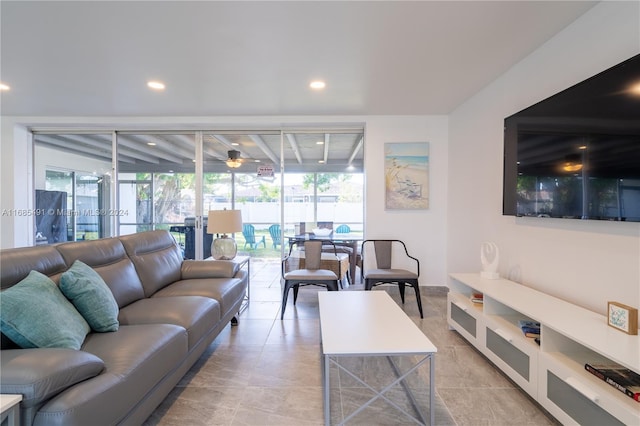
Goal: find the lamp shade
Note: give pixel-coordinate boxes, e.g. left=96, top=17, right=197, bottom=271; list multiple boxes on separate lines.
left=207, top=209, right=243, bottom=234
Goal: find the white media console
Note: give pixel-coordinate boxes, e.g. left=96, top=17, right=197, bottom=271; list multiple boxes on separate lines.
left=447, top=273, right=639, bottom=425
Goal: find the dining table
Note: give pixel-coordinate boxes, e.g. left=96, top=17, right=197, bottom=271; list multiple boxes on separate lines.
left=285, top=233, right=363, bottom=284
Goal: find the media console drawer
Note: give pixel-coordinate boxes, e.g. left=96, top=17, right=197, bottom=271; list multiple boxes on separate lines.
left=486, top=327, right=530, bottom=380
left=546, top=371, right=624, bottom=426
left=447, top=294, right=479, bottom=340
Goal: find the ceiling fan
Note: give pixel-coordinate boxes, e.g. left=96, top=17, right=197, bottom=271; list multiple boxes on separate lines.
left=226, top=150, right=242, bottom=168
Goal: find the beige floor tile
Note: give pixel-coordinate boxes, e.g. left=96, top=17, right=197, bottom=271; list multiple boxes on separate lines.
left=145, top=259, right=559, bottom=426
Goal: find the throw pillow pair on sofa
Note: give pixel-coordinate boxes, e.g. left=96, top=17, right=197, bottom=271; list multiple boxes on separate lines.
left=0, top=261, right=119, bottom=350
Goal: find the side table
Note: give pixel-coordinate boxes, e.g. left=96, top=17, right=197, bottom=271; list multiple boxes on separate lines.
left=207, top=255, right=251, bottom=314
left=1, top=394, right=22, bottom=426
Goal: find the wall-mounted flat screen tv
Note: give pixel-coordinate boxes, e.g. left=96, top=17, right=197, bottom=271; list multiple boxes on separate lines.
left=503, top=54, right=640, bottom=222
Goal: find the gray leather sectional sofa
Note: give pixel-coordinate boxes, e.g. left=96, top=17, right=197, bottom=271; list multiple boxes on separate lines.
left=0, top=230, right=248, bottom=426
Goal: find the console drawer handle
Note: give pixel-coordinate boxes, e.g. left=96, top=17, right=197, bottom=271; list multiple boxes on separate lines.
left=565, top=376, right=599, bottom=402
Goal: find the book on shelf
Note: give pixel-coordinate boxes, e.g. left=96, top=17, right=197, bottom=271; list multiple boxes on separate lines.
left=584, top=362, right=640, bottom=402
left=470, top=292, right=483, bottom=304
left=517, top=319, right=540, bottom=337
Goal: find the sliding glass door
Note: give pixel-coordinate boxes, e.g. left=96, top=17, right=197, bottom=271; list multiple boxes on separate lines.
left=30, top=127, right=365, bottom=258
left=281, top=130, right=364, bottom=236
left=116, top=132, right=197, bottom=256
left=33, top=133, right=113, bottom=243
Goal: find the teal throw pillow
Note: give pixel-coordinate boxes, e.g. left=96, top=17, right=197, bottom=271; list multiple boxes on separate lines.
left=0, top=270, right=90, bottom=350
left=60, top=260, right=119, bottom=332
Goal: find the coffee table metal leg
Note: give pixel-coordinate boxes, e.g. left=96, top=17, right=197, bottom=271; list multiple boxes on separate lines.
left=332, top=354, right=432, bottom=425
left=430, top=355, right=435, bottom=426
left=323, top=354, right=330, bottom=426
left=387, top=356, right=427, bottom=425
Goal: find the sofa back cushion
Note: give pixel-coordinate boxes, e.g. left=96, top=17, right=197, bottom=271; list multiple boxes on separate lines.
left=0, top=245, right=67, bottom=289
left=55, top=238, right=145, bottom=308
left=119, top=230, right=183, bottom=297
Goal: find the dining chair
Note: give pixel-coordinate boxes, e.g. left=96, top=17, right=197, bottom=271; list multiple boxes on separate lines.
left=322, top=224, right=359, bottom=284
left=316, top=221, right=334, bottom=231
left=361, top=239, right=423, bottom=318
left=268, top=224, right=281, bottom=249
left=242, top=224, right=266, bottom=250
left=281, top=240, right=341, bottom=320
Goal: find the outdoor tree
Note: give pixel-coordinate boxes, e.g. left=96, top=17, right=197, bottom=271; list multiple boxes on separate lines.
left=302, top=173, right=351, bottom=193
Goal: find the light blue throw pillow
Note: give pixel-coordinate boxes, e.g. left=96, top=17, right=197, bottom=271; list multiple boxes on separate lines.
left=0, top=270, right=90, bottom=350
left=60, top=260, right=119, bottom=332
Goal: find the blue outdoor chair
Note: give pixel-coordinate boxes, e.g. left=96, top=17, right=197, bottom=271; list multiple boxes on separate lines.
left=242, top=224, right=266, bottom=250
left=335, top=224, right=351, bottom=233
left=269, top=224, right=282, bottom=249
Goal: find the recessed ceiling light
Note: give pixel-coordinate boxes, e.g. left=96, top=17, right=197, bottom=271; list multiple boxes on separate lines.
left=0, top=83, right=10, bottom=91
left=147, top=81, right=165, bottom=90
left=316, top=141, right=324, bottom=145
left=310, top=80, right=326, bottom=90
left=254, top=159, right=260, bottom=163
left=231, top=142, right=239, bottom=146
left=318, top=160, right=325, bottom=164
left=147, top=142, right=156, bottom=146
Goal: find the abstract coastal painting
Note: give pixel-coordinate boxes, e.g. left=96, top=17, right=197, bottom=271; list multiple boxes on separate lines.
left=384, top=142, right=429, bottom=210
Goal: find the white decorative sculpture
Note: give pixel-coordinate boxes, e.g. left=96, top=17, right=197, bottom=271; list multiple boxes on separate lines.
left=480, top=242, right=500, bottom=279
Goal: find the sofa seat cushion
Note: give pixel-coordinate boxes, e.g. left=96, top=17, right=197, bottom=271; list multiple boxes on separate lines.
left=0, top=271, right=90, bottom=350
left=0, top=348, right=105, bottom=409
left=34, top=324, right=187, bottom=426
left=152, top=277, right=246, bottom=318
left=118, top=296, right=220, bottom=350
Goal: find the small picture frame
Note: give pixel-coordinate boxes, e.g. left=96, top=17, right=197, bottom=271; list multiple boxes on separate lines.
left=607, top=301, right=638, bottom=335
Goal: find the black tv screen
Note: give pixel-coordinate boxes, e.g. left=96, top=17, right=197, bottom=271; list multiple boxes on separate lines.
left=503, top=54, right=640, bottom=222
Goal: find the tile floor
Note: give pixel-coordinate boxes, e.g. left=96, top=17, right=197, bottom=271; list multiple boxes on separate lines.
left=144, top=259, right=559, bottom=425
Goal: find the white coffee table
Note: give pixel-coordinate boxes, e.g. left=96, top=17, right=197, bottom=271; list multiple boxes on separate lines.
left=318, top=291, right=437, bottom=425
left=1, top=394, right=22, bottom=426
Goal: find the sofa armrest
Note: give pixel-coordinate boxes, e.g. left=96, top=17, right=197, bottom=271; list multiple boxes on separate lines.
left=0, top=348, right=105, bottom=408
left=181, top=260, right=237, bottom=279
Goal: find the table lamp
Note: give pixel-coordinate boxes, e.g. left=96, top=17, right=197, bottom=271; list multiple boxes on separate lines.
left=207, top=209, right=243, bottom=260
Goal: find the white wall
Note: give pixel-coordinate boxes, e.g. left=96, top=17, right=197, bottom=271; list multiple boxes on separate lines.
left=1, top=115, right=450, bottom=286
left=364, top=116, right=449, bottom=286
left=1, top=120, right=31, bottom=247
left=448, top=1, right=640, bottom=316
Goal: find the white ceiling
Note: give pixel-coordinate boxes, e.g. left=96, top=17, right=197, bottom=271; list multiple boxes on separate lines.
left=1, top=1, right=597, bottom=117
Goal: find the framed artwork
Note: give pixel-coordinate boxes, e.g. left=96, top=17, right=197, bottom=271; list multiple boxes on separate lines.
left=607, top=301, right=638, bottom=335
left=384, top=142, right=429, bottom=210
